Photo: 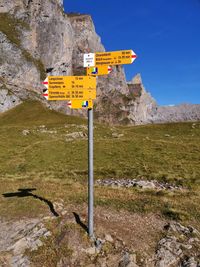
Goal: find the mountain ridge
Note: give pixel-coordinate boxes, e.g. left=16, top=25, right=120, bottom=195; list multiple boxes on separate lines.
left=0, top=0, right=199, bottom=124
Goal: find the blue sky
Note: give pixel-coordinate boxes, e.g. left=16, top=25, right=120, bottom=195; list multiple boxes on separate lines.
left=64, top=0, right=200, bottom=105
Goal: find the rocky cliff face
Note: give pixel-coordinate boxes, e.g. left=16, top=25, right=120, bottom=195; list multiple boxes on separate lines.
left=0, top=0, right=199, bottom=124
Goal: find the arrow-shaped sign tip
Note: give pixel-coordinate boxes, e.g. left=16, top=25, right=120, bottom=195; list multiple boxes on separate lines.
left=108, top=66, right=113, bottom=73
left=131, top=51, right=137, bottom=63
left=67, top=101, right=72, bottom=108
left=42, top=77, right=48, bottom=89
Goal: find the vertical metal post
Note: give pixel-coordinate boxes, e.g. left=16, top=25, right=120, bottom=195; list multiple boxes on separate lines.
left=88, top=108, right=94, bottom=238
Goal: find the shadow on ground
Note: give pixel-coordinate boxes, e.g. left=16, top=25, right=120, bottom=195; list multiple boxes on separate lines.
left=2, top=188, right=59, bottom=217
left=73, top=212, right=88, bottom=233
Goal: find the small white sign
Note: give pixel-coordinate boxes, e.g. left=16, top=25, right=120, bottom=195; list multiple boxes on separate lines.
left=84, top=53, right=95, bottom=67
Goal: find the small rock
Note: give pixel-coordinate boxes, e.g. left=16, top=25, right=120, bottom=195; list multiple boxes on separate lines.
left=105, top=234, right=114, bottom=243
left=85, top=247, right=96, bottom=255
left=65, top=138, right=73, bottom=142
left=127, top=262, right=139, bottom=267
left=22, top=129, right=30, bottom=136
left=11, top=255, right=30, bottom=267
left=119, top=252, right=130, bottom=267
left=155, top=222, right=200, bottom=267
left=112, top=132, right=119, bottom=138
left=129, top=253, right=137, bottom=264
left=188, top=226, right=200, bottom=235
left=182, top=257, right=198, bottom=267
left=136, top=180, right=156, bottom=190
left=12, top=238, right=28, bottom=255
left=188, top=237, right=199, bottom=243
left=95, top=238, right=104, bottom=251
left=181, top=244, right=192, bottom=250
left=112, top=132, right=124, bottom=138
left=155, top=236, right=183, bottom=267
left=65, top=131, right=87, bottom=139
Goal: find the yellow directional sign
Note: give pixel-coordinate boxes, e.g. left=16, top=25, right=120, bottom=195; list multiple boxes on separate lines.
left=87, top=66, right=112, bottom=76
left=84, top=50, right=137, bottom=67
left=67, top=100, right=93, bottom=109
left=47, top=88, right=96, bottom=101
left=42, top=76, right=96, bottom=101
left=47, top=76, right=96, bottom=90
left=95, top=50, right=136, bottom=66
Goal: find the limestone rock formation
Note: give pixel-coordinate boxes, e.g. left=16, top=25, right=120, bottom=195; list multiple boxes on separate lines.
left=126, top=74, right=157, bottom=124
left=0, top=0, right=199, bottom=124
left=154, top=104, right=200, bottom=123
left=0, top=0, right=73, bottom=114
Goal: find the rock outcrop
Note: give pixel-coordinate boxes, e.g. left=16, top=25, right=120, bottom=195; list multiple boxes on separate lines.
left=126, top=74, right=157, bottom=124
left=0, top=217, right=51, bottom=267
left=153, top=104, right=200, bottom=124
left=155, top=222, right=200, bottom=267
left=0, top=0, right=199, bottom=124
left=125, top=74, right=200, bottom=125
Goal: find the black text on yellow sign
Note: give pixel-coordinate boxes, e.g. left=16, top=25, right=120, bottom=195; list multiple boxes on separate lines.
left=83, top=50, right=137, bottom=67
left=48, top=76, right=96, bottom=90
left=95, top=50, right=136, bottom=66
left=42, top=75, right=97, bottom=101
left=47, top=88, right=96, bottom=101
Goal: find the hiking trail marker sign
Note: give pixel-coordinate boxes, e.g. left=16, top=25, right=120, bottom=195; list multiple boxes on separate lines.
left=67, top=99, right=93, bottom=109
left=42, top=76, right=96, bottom=101
left=87, top=66, right=112, bottom=76
left=84, top=50, right=137, bottom=67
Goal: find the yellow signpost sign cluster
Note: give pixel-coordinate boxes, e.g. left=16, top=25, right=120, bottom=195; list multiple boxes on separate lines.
left=42, top=50, right=137, bottom=108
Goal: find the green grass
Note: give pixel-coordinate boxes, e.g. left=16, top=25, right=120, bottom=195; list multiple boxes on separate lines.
left=0, top=101, right=86, bottom=126
left=0, top=101, right=200, bottom=228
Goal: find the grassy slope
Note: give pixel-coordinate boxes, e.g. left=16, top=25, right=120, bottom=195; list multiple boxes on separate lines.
left=0, top=101, right=200, bottom=228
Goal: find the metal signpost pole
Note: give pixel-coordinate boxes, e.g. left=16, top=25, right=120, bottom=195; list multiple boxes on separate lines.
left=88, top=108, right=94, bottom=238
